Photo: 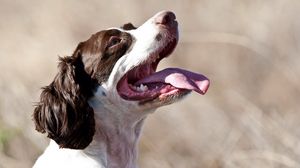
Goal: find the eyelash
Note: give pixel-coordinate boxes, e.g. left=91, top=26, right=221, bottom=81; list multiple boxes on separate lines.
left=107, top=36, right=121, bottom=48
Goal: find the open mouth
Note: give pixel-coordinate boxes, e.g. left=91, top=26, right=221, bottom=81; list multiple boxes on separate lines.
left=117, top=37, right=210, bottom=102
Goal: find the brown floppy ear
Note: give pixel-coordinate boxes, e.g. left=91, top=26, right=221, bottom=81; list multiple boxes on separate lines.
left=121, top=23, right=137, bottom=30
left=33, top=54, right=96, bottom=149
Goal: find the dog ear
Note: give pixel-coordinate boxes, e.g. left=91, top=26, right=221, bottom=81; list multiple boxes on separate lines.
left=121, top=23, right=137, bottom=30
left=33, top=54, right=96, bottom=149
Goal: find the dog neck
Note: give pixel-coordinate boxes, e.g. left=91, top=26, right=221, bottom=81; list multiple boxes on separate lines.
left=85, top=94, right=149, bottom=168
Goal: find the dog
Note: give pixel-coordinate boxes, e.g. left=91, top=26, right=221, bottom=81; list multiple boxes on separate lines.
left=33, top=10, right=210, bottom=168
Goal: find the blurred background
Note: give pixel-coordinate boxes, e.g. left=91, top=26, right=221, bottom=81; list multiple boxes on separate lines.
left=1, top=0, right=300, bottom=167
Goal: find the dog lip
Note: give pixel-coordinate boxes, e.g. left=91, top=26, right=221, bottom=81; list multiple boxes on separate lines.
left=117, top=37, right=178, bottom=101
left=116, top=33, right=210, bottom=102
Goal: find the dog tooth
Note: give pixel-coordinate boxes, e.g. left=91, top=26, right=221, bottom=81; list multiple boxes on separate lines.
left=143, top=85, right=149, bottom=91
left=138, top=84, right=143, bottom=91
left=130, top=84, right=138, bottom=90
left=139, top=84, right=148, bottom=91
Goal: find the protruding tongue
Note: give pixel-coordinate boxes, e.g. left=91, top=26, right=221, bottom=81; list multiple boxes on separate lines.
left=135, top=68, right=210, bottom=94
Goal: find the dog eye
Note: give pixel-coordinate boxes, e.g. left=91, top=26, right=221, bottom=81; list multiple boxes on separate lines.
left=107, top=36, right=121, bottom=48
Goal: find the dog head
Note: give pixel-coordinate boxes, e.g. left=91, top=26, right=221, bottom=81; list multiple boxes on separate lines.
left=33, top=11, right=210, bottom=149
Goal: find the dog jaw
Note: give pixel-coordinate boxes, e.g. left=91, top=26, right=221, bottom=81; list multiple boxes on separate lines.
left=92, top=11, right=209, bottom=113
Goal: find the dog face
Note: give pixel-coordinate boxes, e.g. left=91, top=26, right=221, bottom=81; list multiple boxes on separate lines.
left=92, top=11, right=209, bottom=112
left=33, top=11, right=210, bottom=149
left=95, top=11, right=182, bottom=112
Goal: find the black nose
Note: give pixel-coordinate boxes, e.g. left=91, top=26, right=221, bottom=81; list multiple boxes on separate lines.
left=155, top=11, right=176, bottom=26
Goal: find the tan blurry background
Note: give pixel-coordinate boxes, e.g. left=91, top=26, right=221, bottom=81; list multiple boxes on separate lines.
left=1, top=0, right=300, bottom=167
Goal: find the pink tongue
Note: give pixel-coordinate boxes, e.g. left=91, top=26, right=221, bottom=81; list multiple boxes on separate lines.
left=135, top=68, right=210, bottom=94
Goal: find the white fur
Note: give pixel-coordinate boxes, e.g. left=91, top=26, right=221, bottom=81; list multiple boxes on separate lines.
left=33, top=11, right=177, bottom=168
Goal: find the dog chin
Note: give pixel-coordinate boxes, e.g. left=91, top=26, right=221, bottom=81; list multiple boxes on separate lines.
left=137, top=89, right=192, bottom=109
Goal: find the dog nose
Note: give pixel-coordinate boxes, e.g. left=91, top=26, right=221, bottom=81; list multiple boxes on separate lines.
left=155, top=11, right=176, bottom=26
